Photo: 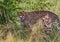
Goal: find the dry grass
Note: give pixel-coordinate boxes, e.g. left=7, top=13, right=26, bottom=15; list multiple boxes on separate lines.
left=0, top=19, right=60, bottom=42
left=1, top=18, right=60, bottom=42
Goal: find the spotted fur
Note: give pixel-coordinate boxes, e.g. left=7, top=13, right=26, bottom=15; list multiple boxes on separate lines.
left=19, top=11, right=60, bottom=31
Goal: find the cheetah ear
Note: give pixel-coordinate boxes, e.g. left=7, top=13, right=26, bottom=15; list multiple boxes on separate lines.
left=20, top=11, right=25, bottom=16
left=19, top=13, right=24, bottom=18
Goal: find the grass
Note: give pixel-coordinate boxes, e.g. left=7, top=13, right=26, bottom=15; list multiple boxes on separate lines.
left=0, top=19, right=60, bottom=42
left=0, top=0, right=60, bottom=42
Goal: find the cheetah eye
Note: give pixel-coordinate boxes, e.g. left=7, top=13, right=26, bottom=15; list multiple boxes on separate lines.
left=42, top=17, right=45, bottom=20
left=20, top=15, right=23, bottom=18
left=20, top=15, right=25, bottom=21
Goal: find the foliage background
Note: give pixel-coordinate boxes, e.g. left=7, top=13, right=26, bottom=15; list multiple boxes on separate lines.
left=0, top=0, right=60, bottom=42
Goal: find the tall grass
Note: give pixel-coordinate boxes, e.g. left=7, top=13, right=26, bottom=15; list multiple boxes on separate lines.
left=0, top=0, right=60, bottom=42
left=0, top=19, right=60, bottom=42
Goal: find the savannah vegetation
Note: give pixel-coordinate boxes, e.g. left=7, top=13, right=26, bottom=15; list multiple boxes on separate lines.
left=0, top=0, right=60, bottom=42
